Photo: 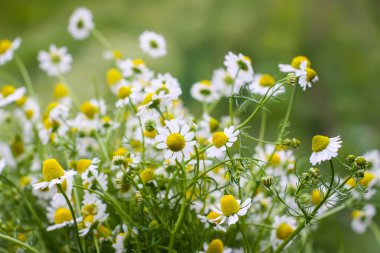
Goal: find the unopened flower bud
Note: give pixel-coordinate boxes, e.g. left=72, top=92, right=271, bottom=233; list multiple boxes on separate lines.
left=134, top=191, right=143, bottom=205
left=261, top=176, right=274, bottom=188
left=283, top=139, right=292, bottom=146
left=149, top=220, right=159, bottom=228
left=355, top=156, right=368, bottom=168
left=144, top=120, right=156, bottom=132
left=116, top=172, right=131, bottom=192
left=346, top=155, right=355, bottom=163
left=309, top=167, right=320, bottom=178
left=302, top=173, right=310, bottom=181
left=355, top=170, right=365, bottom=179
left=287, top=73, right=297, bottom=86
left=291, top=138, right=301, bottom=148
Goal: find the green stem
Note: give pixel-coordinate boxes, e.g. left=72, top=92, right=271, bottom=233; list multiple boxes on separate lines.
left=237, top=222, right=250, bottom=253
left=92, top=29, right=113, bottom=50
left=57, top=184, right=84, bottom=253
left=0, top=233, right=39, bottom=253
left=370, top=223, right=380, bottom=248
left=278, top=84, right=298, bottom=140
left=258, top=109, right=267, bottom=147
left=15, top=55, right=36, bottom=98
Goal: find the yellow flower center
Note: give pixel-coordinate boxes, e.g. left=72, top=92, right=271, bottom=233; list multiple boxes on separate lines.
left=25, top=109, right=34, bottom=120
left=140, top=168, right=155, bottom=184
left=206, top=239, right=224, bottom=253
left=42, top=159, right=65, bottom=182
left=310, top=189, right=322, bottom=205
left=54, top=207, right=72, bottom=224
left=259, top=74, right=275, bottom=87
left=209, top=117, right=220, bottom=133
left=1, top=85, right=16, bottom=97
left=0, top=40, right=12, bottom=54
left=276, top=223, right=294, bottom=240
left=212, top=132, right=228, bottom=148
left=291, top=56, right=311, bottom=69
left=53, top=83, right=69, bottom=99
left=15, top=96, right=27, bottom=106
left=144, top=130, right=157, bottom=139
left=220, top=195, right=240, bottom=216
left=267, top=153, right=281, bottom=167
left=311, top=135, right=330, bottom=152
left=200, top=80, right=211, bottom=86
left=360, top=172, right=376, bottom=187
left=160, top=113, right=174, bottom=126
left=107, top=68, right=123, bottom=87
left=84, top=214, right=94, bottom=224
left=166, top=133, right=185, bottom=152
left=19, top=176, right=31, bottom=187
left=50, top=53, right=61, bottom=64
left=142, top=92, right=154, bottom=105
left=80, top=101, right=99, bottom=119
left=113, top=50, right=123, bottom=59
left=346, top=178, right=356, bottom=188
left=207, top=211, right=222, bottom=224
left=76, top=159, right=92, bottom=174
left=133, top=59, right=145, bottom=66
left=351, top=210, right=362, bottom=219
left=114, top=147, right=128, bottom=156
left=117, top=86, right=132, bottom=99
left=97, top=225, right=111, bottom=238
left=82, top=203, right=97, bottom=216
left=306, top=68, right=317, bottom=82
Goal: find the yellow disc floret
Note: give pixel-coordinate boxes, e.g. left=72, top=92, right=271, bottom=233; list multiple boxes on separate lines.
left=259, top=74, right=275, bottom=87
left=206, top=239, right=224, bottom=253
left=209, top=117, right=220, bottom=133
left=166, top=133, right=185, bottom=152
left=80, top=101, right=99, bottom=119
left=117, top=86, right=132, bottom=99
left=1, top=85, right=15, bottom=97
left=212, top=132, right=228, bottom=148
left=351, top=210, right=362, bottom=219
left=220, top=195, right=239, bottom=216
left=106, top=68, right=123, bottom=87
left=42, top=159, right=65, bottom=182
left=291, top=56, right=311, bottom=69
left=276, top=222, right=294, bottom=240
left=311, top=135, right=330, bottom=152
left=140, top=168, right=155, bottom=184
left=306, top=68, right=317, bottom=82
left=310, top=189, right=322, bottom=205
left=267, top=153, right=281, bottom=167
left=0, top=40, right=12, bottom=54
left=76, top=159, right=92, bottom=174
left=207, top=211, right=222, bottom=224
left=54, top=83, right=69, bottom=99
left=54, top=207, right=72, bottom=224
left=360, top=172, right=375, bottom=187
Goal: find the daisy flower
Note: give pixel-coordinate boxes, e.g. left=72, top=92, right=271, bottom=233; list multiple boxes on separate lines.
left=351, top=204, right=376, bottom=234
left=0, top=37, right=21, bottom=65
left=190, top=80, right=220, bottom=103
left=79, top=192, right=109, bottom=236
left=117, top=58, right=153, bottom=82
left=103, top=49, right=124, bottom=61
left=200, top=239, right=232, bottom=253
left=270, top=215, right=297, bottom=249
left=249, top=74, right=285, bottom=97
left=139, top=31, right=167, bottom=58
left=68, top=7, right=95, bottom=40
left=197, top=211, right=226, bottom=232
left=38, top=44, right=72, bottom=76
left=0, top=85, right=26, bottom=107
left=210, top=195, right=251, bottom=225
left=155, top=119, right=195, bottom=162
left=295, top=61, right=318, bottom=90
left=224, top=52, right=254, bottom=83
left=206, top=126, right=239, bottom=158
left=310, top=135, right=342, bottom=165
left=212, top=68, right=244, bottom=96
left=46, top=194, right=81, bottom=231
left=33, top=158, right=77, bottom=195
left=279, top=55, right=311, bottom=73
left=254, top=144, right=295, bottom=175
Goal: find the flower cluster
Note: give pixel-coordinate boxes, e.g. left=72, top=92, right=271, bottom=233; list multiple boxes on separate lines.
left=0, top=6, right=378, bottom=253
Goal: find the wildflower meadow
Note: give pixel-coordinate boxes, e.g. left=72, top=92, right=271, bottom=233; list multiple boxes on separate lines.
left=1, top=3, right=380, bottom=253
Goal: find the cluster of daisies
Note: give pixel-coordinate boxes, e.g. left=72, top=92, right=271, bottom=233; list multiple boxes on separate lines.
left=0, top=6, right=379, bottom=253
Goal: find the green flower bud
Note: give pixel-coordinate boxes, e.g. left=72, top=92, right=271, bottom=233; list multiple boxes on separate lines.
left=144, top=120, right=156, bottom=132
left=346, top=155, right=356, bottom=163
left=355, top=156, right=368, bottom=168
left=261, top=175, right=274, bottom=188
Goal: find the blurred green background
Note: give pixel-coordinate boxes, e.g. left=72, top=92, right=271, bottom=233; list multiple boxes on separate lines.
left=1, top=0, right=380, bottom=252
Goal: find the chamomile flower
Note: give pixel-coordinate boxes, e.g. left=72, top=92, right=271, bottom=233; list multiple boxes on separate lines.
left=198, top=211, right=226, bottom=232
left=224, top=52, right=254, bottom=83
left=38, top=45, right=72, bottom=76
left=53, top=83, right=71, bottom=107
left=33, top=159, right=77, bottom=195
left=212, top=68, right=244, bottom=96
left=46, top=194, right=81, bottom=231
left=0, top=37, right=21, bottom=65
left=0, top=85, right=26, bottom=107
left=249, top=74, right=285, bottom=97
left=279, top=55, right=311, bottom=73
left=103, top=50, right=124, bottom=61
left=79, top=192, right=109, bottom=236
left=115, top=82, right=142, bottom=108
left=310, top=135, right=342, bottom=165
left=117, top=58, right=154, bottom=82
left=200, top=239, right=232, bottom=253
left=270, top=216, right=297, bottom=249
left=351, top=204, right=376, bottom=234
left=155, top=120, right=195, bottom=162
left=206, top=126, right=239, bottom=158
left=190, top=80, right=220, bottom=103
left=68, top=7, right=94, bottom=40
left=210, top=195, right=251, bottom=225
left=139, top=31, right=167, bottom=58
left=295, top=61, right=318, bottom=90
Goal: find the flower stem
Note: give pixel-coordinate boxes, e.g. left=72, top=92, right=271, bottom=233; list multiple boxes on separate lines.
left=57, top=184, right=84, bottom=253
left=237, top=222, right=250, bottom=253
left=0, top=233, right=39, bottom=253
left=15, top=55, right=36, bottom=98
left=370, top=223, right=380, bottom=248
left=278, top=83, right=298, bottom=141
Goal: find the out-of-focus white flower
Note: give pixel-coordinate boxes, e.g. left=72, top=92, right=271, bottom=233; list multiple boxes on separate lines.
left=38, top=45, right=72, bottom=76
left=249, top=74, right=285, bottom=97
left=0, top=37, right=21, bottom=65
left=190, top=80, right=220, bottom=103
left=68, top=7, right=94, bottom=40
left=139, top=31, right=167, bottom=58
left=270, top=216, right=297, bottom=249
left=224, top=52, right=254, bottom=83
left=351, top=204, right=376, bottom=234
left=0, top=85, right=26, bottom=107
